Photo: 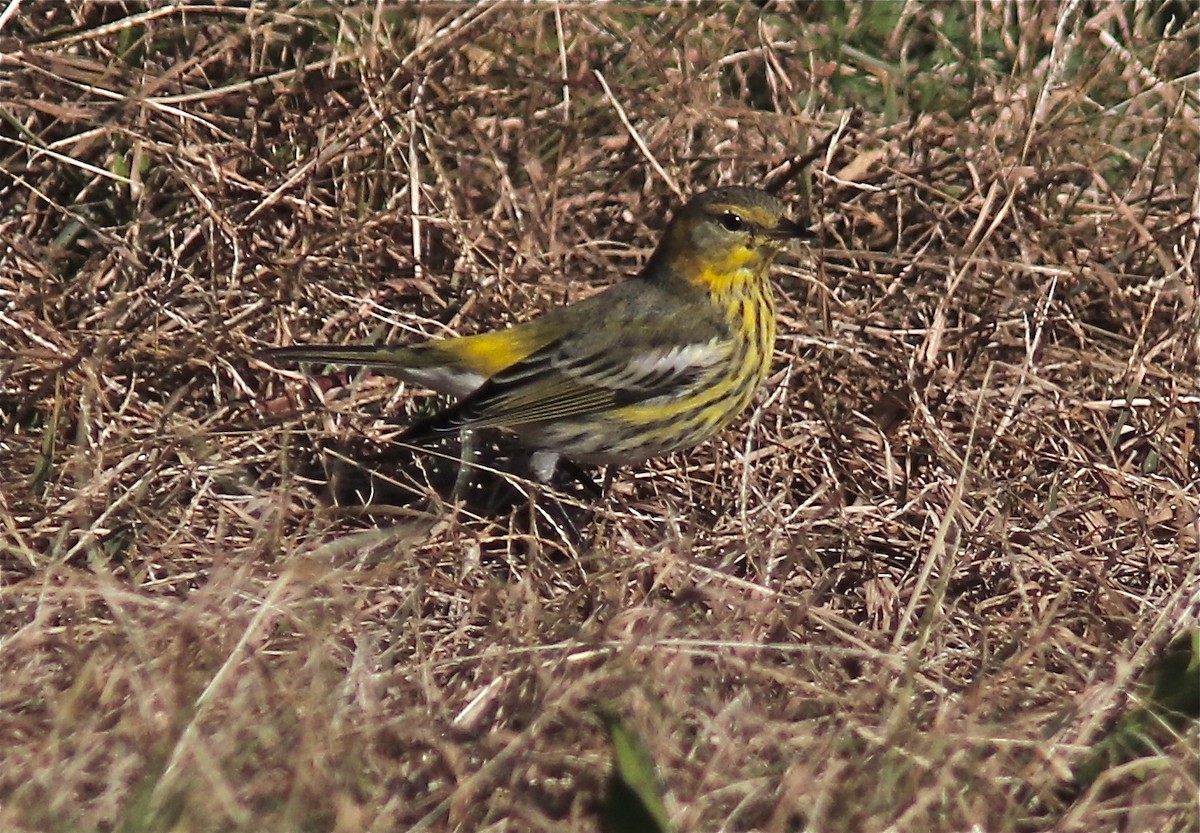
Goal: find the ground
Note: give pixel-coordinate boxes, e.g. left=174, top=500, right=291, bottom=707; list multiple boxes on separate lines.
left=1, top=3, right=1197, bottom=832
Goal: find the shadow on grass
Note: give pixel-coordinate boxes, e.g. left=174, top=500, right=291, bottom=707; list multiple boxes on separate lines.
left=266, top=423, right=604, bottom=546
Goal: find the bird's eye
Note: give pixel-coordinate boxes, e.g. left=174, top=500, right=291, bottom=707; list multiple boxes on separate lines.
left=719, top=211, right=746, bottom=232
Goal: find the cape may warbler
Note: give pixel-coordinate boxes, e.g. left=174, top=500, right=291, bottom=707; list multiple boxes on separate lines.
left=260, top=186, right=808, bottom=477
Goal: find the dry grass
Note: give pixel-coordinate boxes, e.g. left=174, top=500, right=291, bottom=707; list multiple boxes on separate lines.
left=1, top=3, right=1197, bottom=832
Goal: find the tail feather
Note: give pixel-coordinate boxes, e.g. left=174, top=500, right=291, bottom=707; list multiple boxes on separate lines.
left=258, top=344, right=484, bottom=397
left=258, top=343, right=418, bottom=369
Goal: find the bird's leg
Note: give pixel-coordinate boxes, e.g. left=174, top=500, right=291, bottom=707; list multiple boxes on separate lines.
left=600, top=465, right=616, bottom=498
left=573, top=464, right=619, bottom=549
left=451, top=427, right=478, bottom=506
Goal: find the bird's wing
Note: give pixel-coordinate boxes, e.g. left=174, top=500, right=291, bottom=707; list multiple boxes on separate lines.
left=487, top=338, right=730, bottom=422
left=402, top=332, right=730, bottom=437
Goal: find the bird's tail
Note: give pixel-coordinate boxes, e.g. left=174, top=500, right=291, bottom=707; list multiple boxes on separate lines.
left=257, top=343, right=486, bottom=397
left=258, top=343, right=418, bottom=370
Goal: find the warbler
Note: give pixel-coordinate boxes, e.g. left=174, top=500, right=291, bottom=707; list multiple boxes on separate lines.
left=260, top=186, right=809, bottom=479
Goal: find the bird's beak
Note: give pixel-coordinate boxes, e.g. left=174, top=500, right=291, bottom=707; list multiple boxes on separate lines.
left=768, top=217, right=814, bottom=242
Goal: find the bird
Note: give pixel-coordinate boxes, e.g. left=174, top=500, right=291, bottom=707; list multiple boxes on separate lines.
left=259, top=186, right=810, bottom=483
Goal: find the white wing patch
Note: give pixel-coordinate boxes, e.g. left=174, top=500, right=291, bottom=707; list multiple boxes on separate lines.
left=581, top=340, right=727, bottom=392
left=626, top=341, right=725, bottom=376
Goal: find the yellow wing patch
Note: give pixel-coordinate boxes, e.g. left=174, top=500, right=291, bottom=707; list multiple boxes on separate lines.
left=424, top=322, right=562, bottom=376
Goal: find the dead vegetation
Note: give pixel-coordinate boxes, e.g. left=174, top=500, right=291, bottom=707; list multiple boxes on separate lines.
left=1, top=3, right=1197, bottom=832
